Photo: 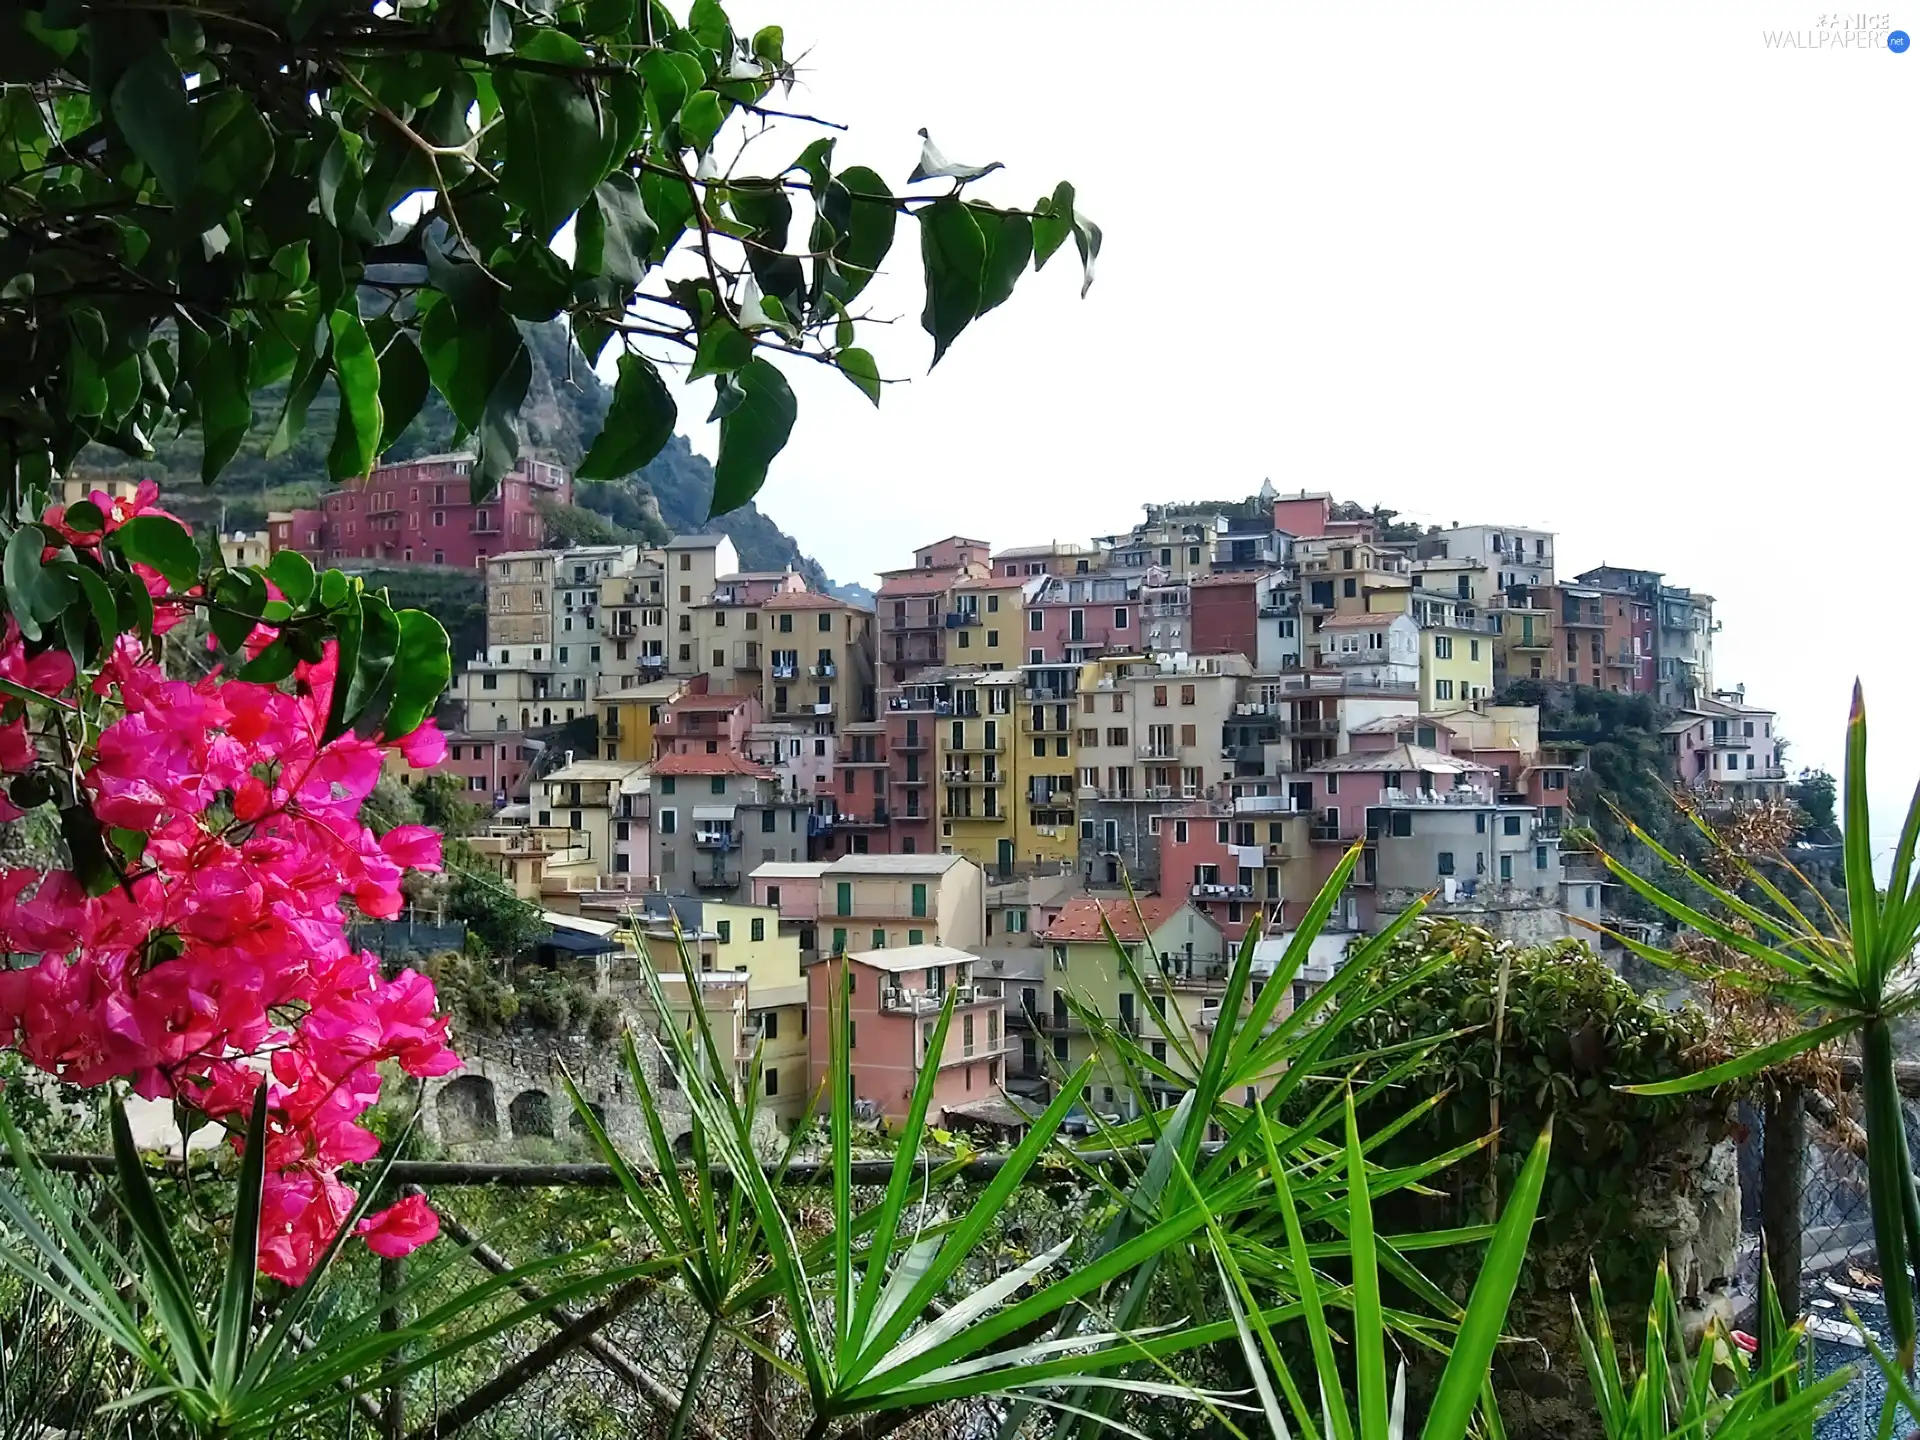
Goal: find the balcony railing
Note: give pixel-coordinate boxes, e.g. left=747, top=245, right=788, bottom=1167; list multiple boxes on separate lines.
left=948, top=738, right=1005, bottom=754
left=943, top=612, right=982, bottom=628
left=1189, top=882, right=1253, bottom=900
left=772, top=663, right=798, bottom=679
left=694, top=828, right=738, bottom=851
left=1709, top=732, right=1751, bottom=749
left=693, top=868, right=743, bottom=890
left=1136, top=743, right=1180, bottom=760
left=835, top=809, right=890, bottom=828
left=1376, top=787, right=1493, bottom=807
left=811, top=663, right=837, bottom=677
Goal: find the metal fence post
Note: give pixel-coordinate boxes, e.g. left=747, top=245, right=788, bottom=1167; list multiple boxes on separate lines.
left=1761, top=1079, right=1805, bottom=1317
left=380, top=1254, right=406, bottom=1440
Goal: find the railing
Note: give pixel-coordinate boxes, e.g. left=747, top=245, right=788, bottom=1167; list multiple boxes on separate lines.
left=943, top=612, right=981, bottom=628
left=949, top=738, right=1005, bottom=754
left=1135, top=743, right=1180, bottom=760
left=1709, top=731, right=1751, bottom=748
left=1190, top=883, right=1253, bottom=900
left=692, top=868, right=743, bottom=890
left=693, top=829, right=738, bottom=851
left=1311, top=821, right=1359, bottom=843
left=771, top=663, right=797, bottom=679
left=1747, top=766, right=1790, bottom=781
left=1233, top=795, right=1296, bottom=814
left=810, top=663, right=837, bottom=677
left=1376, top=788, right=1493, bottom=807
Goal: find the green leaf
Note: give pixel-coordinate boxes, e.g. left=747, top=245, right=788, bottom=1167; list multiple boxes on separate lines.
left=687, top=319, right=753, bottom=381
left=710, top=358, right=794, bottom=518
left=326, top=308, right=382, bottom=481
left=265, top=549, right=315, bottom=607
left=680, top=90, right=725, bottom=156
left=60, top=499, right=104, bottom=535
left=577, top=352, right=676, bottom=480
left=639, top=49, right=705, bottom=134
left=386, top=610, right=452, bottom=741
left=109, top=1100, right=212, bottom=1384
left=196, top=333, right=253, bottom=483
left=917, top=197, right=986, bottom=366
left=908, top=128, right=1003, bottom=184
left=689, top=0, right=732, bottom=49
left=209, top=571, right=266, bottom=654
left=706, top=373, right=745, bottom=422
left=1032, top=181, right=1075, bottom=269
left=51, top=560, right=117, bottom=663
left=751, top=24, right=784, bottom=64
left=496, top=60, right=610, bottom=241
left=1072, top=208, right=1103, bottom=297
left=579, top=173, right=655, bottom=286
left=211, top=1084, right=268, bottom=1391
left=821, top=165, right=896, bottom=304
left=1618, top=1016, right=1856, bottom=1095
left=3, top=528, right=52, bottom=642
left=195, top=89, right=273, bottom=218
left=496, top=236, right=573, bottom=322
left=837, top=347, right=881, bottom=407
left=474, top=336, right=532, bottom=500
left=109, top=44, right=197, bottom=203
left=1421, top=1119, right=1553, bottom=1440
left=971, top=205, right=1032, bottom=316
left=112, top=515, right=199, bottom=590
left=235, top=639, right=298, bottom=684
left=342, top=592, right=399, bottom=734
left=375, top=330, right=430, bottom=454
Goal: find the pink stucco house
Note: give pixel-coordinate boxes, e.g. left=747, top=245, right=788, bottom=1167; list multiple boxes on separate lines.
left=805, top=944, right=1008, bottom=1126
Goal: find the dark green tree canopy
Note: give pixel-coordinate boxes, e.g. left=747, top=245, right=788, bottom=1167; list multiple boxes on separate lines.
left=0, top=0, right=1096, bottom=515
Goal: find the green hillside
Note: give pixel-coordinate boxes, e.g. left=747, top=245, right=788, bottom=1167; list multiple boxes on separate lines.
left=74, top=323, right=869, bottom=602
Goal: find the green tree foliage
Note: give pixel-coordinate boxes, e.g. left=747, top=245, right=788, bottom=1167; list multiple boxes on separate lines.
left=1, top=0, right=1094, bottom=521
left=1342, top=920, right=1722, bottom=1293
left=446, top=865, right=546, bottom=960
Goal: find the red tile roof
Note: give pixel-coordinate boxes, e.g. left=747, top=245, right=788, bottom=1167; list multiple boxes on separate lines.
left=1041, top=894, right=1191, bottom=943
left=1319, top=611, right=1408, bottom=629
left=666, top=692, right=754, bottom=713
left=876, top=571, right=956, bottom=598
left=651, top=751, right=778, bottom=778
left=762, top=591, right=850, bottom=610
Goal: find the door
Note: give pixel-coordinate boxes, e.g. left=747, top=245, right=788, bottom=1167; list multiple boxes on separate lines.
left=1070, top=609, right=1085, bottom=641
left=997, top=838, right=1015, bottom=877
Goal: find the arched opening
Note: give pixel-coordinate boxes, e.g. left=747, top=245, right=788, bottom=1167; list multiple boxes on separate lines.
left=567, top=1101, right=606, bottom=1135
left=508, top=1090, right=554, bottom=1139
left=436, top=1075, right=499, bottom=1144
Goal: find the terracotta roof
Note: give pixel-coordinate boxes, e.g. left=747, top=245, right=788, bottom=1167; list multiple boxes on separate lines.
left=1041, top=894, right=1192, bottom=943
left=950, top=574, right=1024, bottom=592
left=1309, top=743, right=1492, bottom=775
left=761, top=591, right=850, bottom=610
left=666, top=692, right=754, bottom=713
left=1350, top=715, right=1455, bottom=734
left=1319, top=611, right=1409, bottom=629
left=1189, top=573, right=1260, bottom=588
left=651, top=751, right=777, bottom=778
left=876, top=571, right=956, bottom=597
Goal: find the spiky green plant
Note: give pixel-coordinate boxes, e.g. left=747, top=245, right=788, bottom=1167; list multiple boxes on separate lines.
left=1573, top=1259, right=1848, bottom=1440
left=1593, top=683, right=1920, bottom=1365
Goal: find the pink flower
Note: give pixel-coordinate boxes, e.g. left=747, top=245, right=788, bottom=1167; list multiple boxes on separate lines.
left=392, top=718, right=446, bottom=768
left=357, top=1193, right=439, bottom=1259
left=379, top=825, right=443, bottom=872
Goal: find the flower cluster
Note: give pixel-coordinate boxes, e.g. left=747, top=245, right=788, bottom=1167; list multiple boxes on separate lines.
left=0, top=488, right=458, bottom=1283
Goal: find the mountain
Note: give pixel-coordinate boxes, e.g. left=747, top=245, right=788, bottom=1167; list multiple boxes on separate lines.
left=76, top=322, right=870, bottom=603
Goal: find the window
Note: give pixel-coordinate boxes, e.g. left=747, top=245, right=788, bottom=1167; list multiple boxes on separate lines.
left=763, top=1067, right=779, bottom=1097
left=871, top=929, right=886, bottom=949
left=908, top=928, right=924, bottom=945
left=1535, top=844, right=1548, bottom=870
left=832, top=927, right=847, bottom=954
left=1435, top=679, right=1453, bottom=700
left=1502, top=814, right=1521, bottom=836
left=1029, top=611, right=1043, bottom=631
left=1500, top=854, right=1513, bottom=883
left=762, top=1010, right=778, bottom=1040
left=1437, top=852, right=1455, bottom=876
left=659, top=809, right=676, bottom=834
left=1153, top=685, right=1168, bottom=707
left=1113, top=607, right=1129, bottom=628
left=911, top=883, right=928, bottom=917
left=716, top=920, right=731, bottom=944
left=836, top=882, right=852, bottom=916
left=1325, top=774, right=1339, bottom=795
left=1434, top=636, right=1452, bottom=659
left=661, top=777, right=676, bottom=795
left=1469, top=639, right=1480, bottom=660
left=1180, top=684, right=1195, bottom=705
left=1342, top=577, right=1357, bottom=597
left=751, top=916, right=765, bottom=941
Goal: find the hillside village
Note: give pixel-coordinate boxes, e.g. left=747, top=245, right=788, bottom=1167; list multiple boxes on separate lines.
left=184, top=457, right=1788, bottom=1135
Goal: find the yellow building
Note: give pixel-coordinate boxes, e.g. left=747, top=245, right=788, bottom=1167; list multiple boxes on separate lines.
left=597, top=678, right=685, bottom=763
left=1419, top=627, right=1493, bottom=708
left=486, top=550, right=557, bottom=652
left=938, top=671, right=1017, bottom=870
left=599, top=559, right=669, bottom=688
left=1491, top=586, right=1558, bottom=686
left=625, top=898, right=808, bottom=1125
left=1036, top=895, right=1229, bottom=1118
left=1015, top=661, right=1080, bottom=871
left=946, top=575, right=1025, bottom=671
left=1298, top=537, right=1413, bottom=619
left=818, top=853, right=986, bottom=957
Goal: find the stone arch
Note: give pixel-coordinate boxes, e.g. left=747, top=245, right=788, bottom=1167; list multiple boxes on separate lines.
left=508, top=1089, right=554, bottom=1139
left=670, top=1131, right=698, bottom=1160
left=568, top=1101, right=606, bottom=1136
left=437, top=1075, right=499, bottom=1144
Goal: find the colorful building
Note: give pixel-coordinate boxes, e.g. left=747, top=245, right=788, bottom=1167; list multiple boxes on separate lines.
left=268, top=453, right=568, bottom=569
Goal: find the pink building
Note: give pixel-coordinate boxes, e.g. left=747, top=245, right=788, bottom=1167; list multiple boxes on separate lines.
left=1663, top=695, right=1787, bottom=801
left=268, top=453, right=568, bottom=571
left=442, top=732, right=534, bottom=806
left=653, top=691, right=762, bottom=757
left=1026, top=573, right=1140, bottom=662
left=805, top=945, right=1008, bottom=1125
left=1270, top=491, right=1333, bottom=540
left=821, top=722, right=892, bottom=857
left=750, top=862, right=828, bottom=919
left=1154, top=805, right=1296, bottom=941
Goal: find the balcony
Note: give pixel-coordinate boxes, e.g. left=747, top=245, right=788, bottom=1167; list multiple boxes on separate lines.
left=835, top=809, right=890, bottom=828
left=943, top=612, right=982, bottom=629
left=1158, top=957, right=1228, bottom=989
left=1376, top=787, right=1494, bottom=807
left=1505, top=630, right=1552, bottom=651
left=942, top=808, right=1007, bottom=825
left=892, top=733, right=930, bottom=751
left=1747, top=766, right=1790, bottom=781
left=1136, top=743, right=1181, bottom=761
left=1560, top=611, right=1605, bottom=630
left=694, top=827, right=739, bottom=851
left=693, top=868, right=743, bottom=890
left=807, top=813, right=835, bottom=837
left=1532, top=817, right=1563, bottom=841
left=1709, top=731, right=1751, bottom=749
left=470, top=516, right=501, bottom=535
left=1234, top=795, right=1296, bottom=814
left=772, top=662, right=798, bottom=680
left=1311, top=820, right=1361, bottom=844
left=639, top=654, right=667, bottom=670
left=811, top=663, right=837, bottom=678
left=1189, top=882, right=1253, bottom=900
left=948, top=738, right=1005, bottom=755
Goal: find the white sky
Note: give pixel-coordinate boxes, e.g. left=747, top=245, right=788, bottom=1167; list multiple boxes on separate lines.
left=682, top=2, right=1918, bottom=829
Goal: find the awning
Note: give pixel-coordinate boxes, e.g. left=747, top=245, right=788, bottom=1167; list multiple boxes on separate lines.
left=692, top=805, right=738, bottom=822
left=541, top=927, right=620, bottom=956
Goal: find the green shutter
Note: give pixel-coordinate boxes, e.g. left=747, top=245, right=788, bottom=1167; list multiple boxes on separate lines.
left=836, top=881, right=851, bottom=916
left=911, top=882, right=927, bottom=918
